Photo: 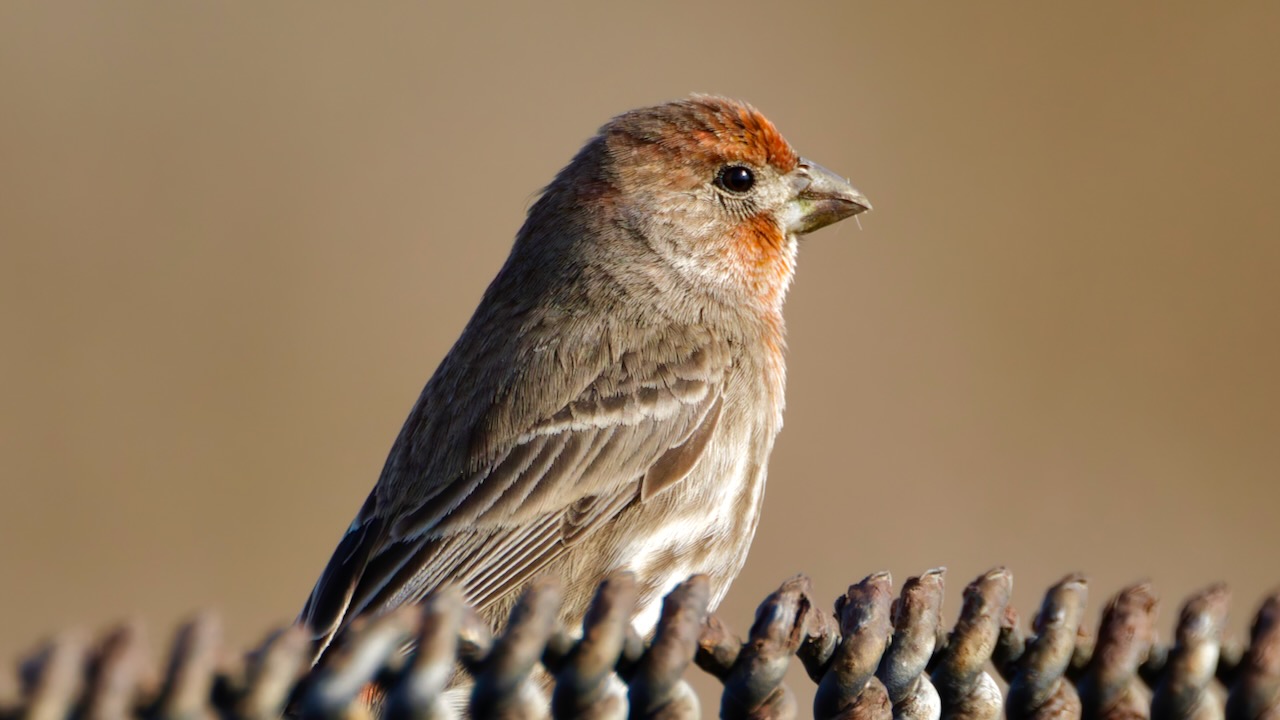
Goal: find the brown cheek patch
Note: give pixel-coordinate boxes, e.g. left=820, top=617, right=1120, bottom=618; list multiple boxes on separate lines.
left=729, top=214, right=794, bottom=306
left=728, top=213, right=792, bottom=378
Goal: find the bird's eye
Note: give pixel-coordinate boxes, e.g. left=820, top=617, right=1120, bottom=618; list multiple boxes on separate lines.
left=716, top=165, right=755, bottom=194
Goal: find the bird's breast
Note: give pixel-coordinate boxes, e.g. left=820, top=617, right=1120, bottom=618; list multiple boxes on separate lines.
left=604, top=359, right=783, bottom=632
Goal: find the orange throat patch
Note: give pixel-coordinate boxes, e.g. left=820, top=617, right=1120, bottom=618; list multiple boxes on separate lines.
left=729, top=214, right=796, bottom=312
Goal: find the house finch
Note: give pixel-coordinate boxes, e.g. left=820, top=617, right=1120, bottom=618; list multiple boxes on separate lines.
left=299, top=95, right=869, bottom=662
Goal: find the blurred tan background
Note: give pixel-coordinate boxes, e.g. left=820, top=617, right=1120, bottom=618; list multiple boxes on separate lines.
left=2, top=0, right=1278, bottom=709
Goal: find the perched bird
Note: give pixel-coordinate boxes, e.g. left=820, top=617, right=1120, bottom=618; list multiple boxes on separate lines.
left=299, top=95, right=869, bottom=662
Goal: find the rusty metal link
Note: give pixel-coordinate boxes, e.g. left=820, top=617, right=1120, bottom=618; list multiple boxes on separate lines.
left=1077, top=582, right=1159, bottom=720
left=932, top=567, right=1012, bottom=720
left=876, top=568, right=944, bottom=720
left=299, top=605, right=417, bottom=719
left=470, top=577, right=562, bottom=720
left=622, top=576, right=708, bottom=720
left=696, top=574, right=842, bottom=720
left=237, top=624, right=312, bottom=720
left=7, top=570, right=1280, bottom=719
left=811, top=571, right=894, bottom=720
left=382, top=586, right=465, bottom=720
left=1151, top=584, right=1231, bottom=720
left=551, top=571, right=637, bottom=720
left=1226, top=591, right=1280, bottom=720
left=82, top=622, right=156, bottom=720
left=1006, top=574, right=1087, bottom=720
left=18, top=629, right=88, bottom=720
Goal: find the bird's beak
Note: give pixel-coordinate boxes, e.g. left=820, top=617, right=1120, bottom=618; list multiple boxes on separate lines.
left=782, top=158, right=871, bottom=235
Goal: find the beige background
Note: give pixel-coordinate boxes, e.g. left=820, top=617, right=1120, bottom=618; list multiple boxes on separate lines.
left=2, top=1, right=1278, bottom=709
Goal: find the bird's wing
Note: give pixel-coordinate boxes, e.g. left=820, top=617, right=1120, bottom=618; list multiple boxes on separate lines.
left=299, top=329, right=731, bottom=658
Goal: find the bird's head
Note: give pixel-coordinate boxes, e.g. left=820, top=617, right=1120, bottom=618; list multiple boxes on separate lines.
left=527, top=95, right=869, bottom=316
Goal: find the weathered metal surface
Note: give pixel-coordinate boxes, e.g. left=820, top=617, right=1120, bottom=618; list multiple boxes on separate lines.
left=5, top=570, right=1278, bottom=720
